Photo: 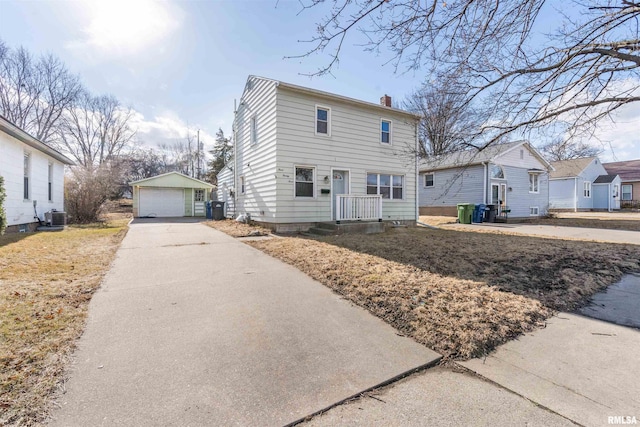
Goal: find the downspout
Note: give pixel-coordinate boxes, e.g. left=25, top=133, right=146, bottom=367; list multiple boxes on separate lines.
left=482, top=162, right=488, bottom=204
left=233, top=99, right=238, bottom=217
left=574, top=177, right=578, bottom=212
left=415, top=120, right=419, bottom=223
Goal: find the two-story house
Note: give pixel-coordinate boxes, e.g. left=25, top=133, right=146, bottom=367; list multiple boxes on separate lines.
left=222, top=76, right=419, bottom=232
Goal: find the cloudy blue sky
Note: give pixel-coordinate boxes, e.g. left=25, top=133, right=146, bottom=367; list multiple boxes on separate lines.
left=1, top=0, right=638, bottom=161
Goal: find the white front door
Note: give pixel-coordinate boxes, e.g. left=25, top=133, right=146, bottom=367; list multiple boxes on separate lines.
left=491, top=183, right=507, bottom=213
left=332, top=170, right=349, bottom=220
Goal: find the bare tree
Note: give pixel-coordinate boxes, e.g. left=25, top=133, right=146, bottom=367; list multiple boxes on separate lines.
left=0, top=41, right=82, bottom=142
left=56, top=91, right=136, bottom=167
left=294, top=1, right=640, bottom=147
left=539, top=138, right=603, bottom=161
left=403, top=78, right=481, bottom=158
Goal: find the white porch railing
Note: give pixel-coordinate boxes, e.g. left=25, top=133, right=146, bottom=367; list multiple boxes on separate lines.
left=336, top=195, right=383, bottom=222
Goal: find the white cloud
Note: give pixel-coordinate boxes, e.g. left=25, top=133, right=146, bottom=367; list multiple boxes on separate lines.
left=66, top=0, right=183, bottom=58
left=128, top=109, right=215, bottom=151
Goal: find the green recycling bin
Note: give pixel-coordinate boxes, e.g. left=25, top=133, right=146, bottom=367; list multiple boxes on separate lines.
left=457, top=203, right=475, bottom=224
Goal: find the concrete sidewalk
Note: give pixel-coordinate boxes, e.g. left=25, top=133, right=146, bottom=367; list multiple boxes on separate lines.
left=461, top=313, right=640, bottom=427
left=447, top=222, right=640, bottom=245
left=50, top=221, right=440, bottom=426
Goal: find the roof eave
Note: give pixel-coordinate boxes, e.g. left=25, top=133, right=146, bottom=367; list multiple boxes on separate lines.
left=0, top=116, right=74, bottom=165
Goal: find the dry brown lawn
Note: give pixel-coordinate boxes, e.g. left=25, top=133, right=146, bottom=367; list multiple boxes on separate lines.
left=233, top=225, right=640, bottom=361
left=205, top=219, right=271, bottom=237
left=0, top=220, right=128, bottom=426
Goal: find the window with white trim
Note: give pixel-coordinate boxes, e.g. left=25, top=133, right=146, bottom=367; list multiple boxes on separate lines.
left=622, top=184, right=632, bottom=200
left=48, top=163, right=53, bottom=202
left=23, top=152, right=30, bottom=200
left=295, top=166, right=315, bottom=198
left=491, top=165, right=504, bottom=179
left=250, top=115, right=257, bottom=145
left=530, top=207, right=539, bottom=216
left=367, top=173, right=404, bottom=199
left=194, top=189, right=205, bottom=202
left=424, top=173, right=434, bottom=187
left=316, top=106, right=330, bottom=135
left=583, top=181, right=591, bottom=198
left=381, top=119, right=391, bottom=144
left=240, top=176, right=245, bottom=194
left=529, top=173, right=539, bottom=193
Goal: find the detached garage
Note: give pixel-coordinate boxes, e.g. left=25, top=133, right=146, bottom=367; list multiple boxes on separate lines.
left=131, top=172, right=214, bottom=218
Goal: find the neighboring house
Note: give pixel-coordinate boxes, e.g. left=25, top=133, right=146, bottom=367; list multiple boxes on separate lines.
left=0, top=115, right=73, bottom=232
left=603, top=159, right=640, bottom=208
left=549, top=157, right=621, bottom=211
left=223, top=75, right=420, bottom=233
left=131, top=172, right=214, bottom=218
left=215, top=165, right=235, bottom=218
left=419, top=141, right=552, bottom=218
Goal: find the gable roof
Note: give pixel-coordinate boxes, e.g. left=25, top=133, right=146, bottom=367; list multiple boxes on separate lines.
left=245, top=75, right=420, bottom=120
left=419, top=141, right=552, bottom=172
left=593, top=174, right=618, bottom=184
left=0, top=115, right=74, bottom=165
left=130, top=172, right=214, bottom=188
left=549, top=157, right=598, bottom=179
left=603, top=159, right=640, bottom=182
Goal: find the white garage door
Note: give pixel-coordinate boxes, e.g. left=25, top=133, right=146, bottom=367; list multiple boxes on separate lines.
left=139, top=188, right=185, bottom=217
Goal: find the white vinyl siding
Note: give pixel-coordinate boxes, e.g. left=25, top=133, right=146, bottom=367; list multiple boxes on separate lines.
left=250, top=115, right=257, bottom=145
left=419, top=166, right=485, bottom=207
left=273, top=87, right=417, bottom=223
left=234, top=76, right=278, bottom=221
left=0, top=130, right=66, bottom=227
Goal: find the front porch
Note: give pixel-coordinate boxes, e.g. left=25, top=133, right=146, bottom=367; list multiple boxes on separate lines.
left=335, top=194, right=382, bottom=223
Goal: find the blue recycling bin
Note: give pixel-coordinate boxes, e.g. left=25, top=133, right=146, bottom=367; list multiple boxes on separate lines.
left=205, top=201, right=213, bottom=219
left=473, top=204, right=486, bottom=223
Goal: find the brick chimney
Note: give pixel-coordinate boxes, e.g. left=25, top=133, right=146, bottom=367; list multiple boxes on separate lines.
left=380, top=94, right=392, bottom=107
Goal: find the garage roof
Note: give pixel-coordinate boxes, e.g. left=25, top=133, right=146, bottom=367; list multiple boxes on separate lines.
left=130, top=172, right=214, bottom=188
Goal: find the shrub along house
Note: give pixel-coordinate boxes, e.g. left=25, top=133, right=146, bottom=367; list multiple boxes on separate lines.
left=549, top=157, right=621, bottom=211
left=418, top=141, right=553, bottom=219
left=222, top=75, right=420, bottom=233
left=0, top=115, right=73, bottom=232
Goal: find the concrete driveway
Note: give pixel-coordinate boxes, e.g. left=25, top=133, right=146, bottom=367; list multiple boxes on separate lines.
left=50, top=220, right=440, bottom=426
left=448, top=222, right=640, bottom=245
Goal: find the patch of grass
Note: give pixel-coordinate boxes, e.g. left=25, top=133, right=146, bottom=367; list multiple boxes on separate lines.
left=0, top=221, right=127, bottom=426
left=237, top=227, right=640, bottom=361
left=205, top=219, right=270, bottom=237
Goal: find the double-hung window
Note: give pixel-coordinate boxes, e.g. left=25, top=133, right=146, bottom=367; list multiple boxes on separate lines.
left=529, top=173, right=539, bottom=193
left=367, top=173, right=404, bottom=199
left=622, top=184, right=632, bottom=200
left=583, top=181, right=591, bottom=198
left=381, top=119, right=391, bottom=144
left=316, top=106, right=330, bottom=135
left=424, top=173, right=434, bottom=188
left=295, top=166, right=315, bottom=197
left=48, top=163, right=53, bottom=202
left=23, top=152, right=30, bottom=200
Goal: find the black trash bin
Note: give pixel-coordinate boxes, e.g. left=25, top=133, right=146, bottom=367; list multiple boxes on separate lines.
left=485, top=204, right=497, bottom=222
left=205, top=201, right=213, bottom=219
left=212, top=201, right=225, bottom=220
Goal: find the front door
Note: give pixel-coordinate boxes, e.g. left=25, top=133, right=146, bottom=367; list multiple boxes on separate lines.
left=332, top=170, right=349, bottom=220
left=491, top=183, right=507, bottom=213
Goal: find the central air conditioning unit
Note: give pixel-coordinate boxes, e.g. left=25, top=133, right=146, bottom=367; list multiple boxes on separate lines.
left=45, top=210, right=67, bottom=226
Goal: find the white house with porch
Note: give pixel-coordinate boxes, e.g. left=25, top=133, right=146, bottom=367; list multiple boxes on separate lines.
left=225, top=75, right=420, bottom=232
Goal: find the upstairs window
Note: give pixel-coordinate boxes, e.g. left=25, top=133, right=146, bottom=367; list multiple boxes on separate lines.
left=491, top=165, right=504, bottom=179
left=367, top=173, right=404, bottom=200
left=424, top=173, right=434, bottom=187
left=316, top=106, right=330, bottom=136
left=381, top=120, right=391, bottom=144
left=250, top=115, right=257, bottom=145
left=295, top=166, right=315, bottom=197
left=584, top=181, right=591, bottom=198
